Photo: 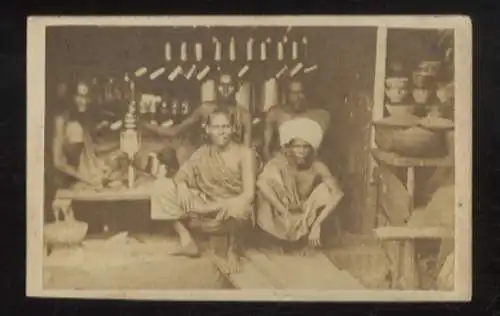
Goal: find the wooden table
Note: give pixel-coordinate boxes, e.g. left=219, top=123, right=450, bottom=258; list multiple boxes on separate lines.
left=371, top=149, right=454, bottom=215
left=55, top=186, right=153, bottom=201
left=52, top=184, right=155, bottom=224
left=371, top=149, right=454, bottom=290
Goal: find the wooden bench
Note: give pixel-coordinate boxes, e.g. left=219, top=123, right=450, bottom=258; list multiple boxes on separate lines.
left=374, top=225, right=453, bottom=290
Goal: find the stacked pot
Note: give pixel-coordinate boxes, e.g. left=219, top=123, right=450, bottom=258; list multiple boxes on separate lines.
left=374, top=61, right=454, bottom=158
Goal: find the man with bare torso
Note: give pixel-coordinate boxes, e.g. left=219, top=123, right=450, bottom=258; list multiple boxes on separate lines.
left=257, top=118, right=343, bottom=252
left=144, top=74, right=253, bottom=153
left=150, top=108, right=256, bottom=273
left=263, top=80, right=330, bottom=161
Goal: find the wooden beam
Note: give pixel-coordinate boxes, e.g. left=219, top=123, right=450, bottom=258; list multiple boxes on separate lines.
left=368, top=26, right=388, bottom=182
left=363, top=27, right=388, bottom=234
left=55, top=188, right=151, bottom=201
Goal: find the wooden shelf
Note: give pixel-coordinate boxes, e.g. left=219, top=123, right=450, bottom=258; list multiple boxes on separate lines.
left=374, top=226, right=454, bottom=240
left=371, top=149, right=454, bottom=168
left=55, top=186, right=152, bottom=201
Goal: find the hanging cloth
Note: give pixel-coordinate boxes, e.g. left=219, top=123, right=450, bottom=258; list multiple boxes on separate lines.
left=201, top=79, right=217, bottom=103
left=235, top=81, right=251, bottom=111
left=261, top=78, right=279, bottom=112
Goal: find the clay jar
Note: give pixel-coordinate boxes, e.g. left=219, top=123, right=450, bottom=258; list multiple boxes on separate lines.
left=385, top=77, right=409, bottom=103
left=412, top=70, right=433, bottom=88
left=436, top=81, right=454, bottom=103
left=418, top=61, right=441, bottom=77
left=412, top=88, right=431, bottom=104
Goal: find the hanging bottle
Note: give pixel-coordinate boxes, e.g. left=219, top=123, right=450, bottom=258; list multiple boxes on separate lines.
left=171, top=98, right=181, bottom=125
left=158, top=99, right=169, bottom=126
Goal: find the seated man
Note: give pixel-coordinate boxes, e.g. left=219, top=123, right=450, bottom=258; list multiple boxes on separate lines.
left=256, top=118, right=343, bottom=252
left=150, top=108, right=256, bottom=273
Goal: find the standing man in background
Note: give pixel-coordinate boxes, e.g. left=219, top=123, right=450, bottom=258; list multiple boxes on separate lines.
left=263, top=80, right=331, bottom=162
left=143, top=74, right=253, bottom=155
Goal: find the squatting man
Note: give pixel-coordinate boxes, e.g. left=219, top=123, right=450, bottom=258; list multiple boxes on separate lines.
left=151, top=113, right=343, bottom=273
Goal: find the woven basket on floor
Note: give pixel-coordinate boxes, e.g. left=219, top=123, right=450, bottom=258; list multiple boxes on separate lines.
left=44, top=220, right=88, bottom=246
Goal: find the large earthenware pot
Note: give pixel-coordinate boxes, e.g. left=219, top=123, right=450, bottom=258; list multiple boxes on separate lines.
left=418, top=116, right=454, bottom=158
left=373, top=114, right=419, bottom=153
left=412, top=70, right=433, bottom=89
left=391, top=126, right=445, bottom=158
left=373, top=114, right=447, bottom=158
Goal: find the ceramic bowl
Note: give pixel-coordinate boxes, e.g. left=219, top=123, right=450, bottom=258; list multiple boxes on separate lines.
left=418, top=61, right=441, bottom=76
left=385, top=77, right=409, bottom=89
left=392, top=126, right=446, bottom=158
left=412, top=71, right=433, bottom=88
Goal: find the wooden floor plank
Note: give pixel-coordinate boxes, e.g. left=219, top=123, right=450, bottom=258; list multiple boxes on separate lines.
left=243, top=249, right=366, bottom=290
left=220, top=258, right=276, bottom=289
left=244, top=250, right=289, bottom=289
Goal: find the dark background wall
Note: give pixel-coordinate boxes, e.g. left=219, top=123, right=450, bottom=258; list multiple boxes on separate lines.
left=44, top=26, right=380, bottom=234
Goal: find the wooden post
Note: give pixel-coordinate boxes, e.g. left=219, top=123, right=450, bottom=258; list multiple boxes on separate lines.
left=363, top=27, right=388, bottom=234
left=406, top=167, right=415, bottom=213
left=399, top=240, right=418, bottom=290
left=369, top=26, right=388, bottom=182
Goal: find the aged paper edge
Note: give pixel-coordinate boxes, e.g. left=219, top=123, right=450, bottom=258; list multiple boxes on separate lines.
left=26, top=15, right=472, bottom=302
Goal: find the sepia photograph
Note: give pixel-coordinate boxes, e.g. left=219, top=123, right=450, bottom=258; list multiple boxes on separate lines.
left=26, top=16, right=472, bottom=301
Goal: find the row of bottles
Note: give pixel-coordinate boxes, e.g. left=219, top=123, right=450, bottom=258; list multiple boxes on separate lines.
left=139, top=97, right=192, bottom=126
left=163, top=36, right=310, bottom=63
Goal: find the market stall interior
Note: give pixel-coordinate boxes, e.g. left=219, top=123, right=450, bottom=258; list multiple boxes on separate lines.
left=43, top=26, right=455, bottom=290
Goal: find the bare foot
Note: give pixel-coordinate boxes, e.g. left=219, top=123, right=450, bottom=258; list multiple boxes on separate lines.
left=298, top=246, right=315, bottom=257
left=169, top=240, right=200, bottom=258
left=226, top=250, right=241, bottom=274
left=211, top=251, right=241, bottom=275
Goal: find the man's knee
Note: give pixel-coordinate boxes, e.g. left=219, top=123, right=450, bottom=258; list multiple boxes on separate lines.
left=315, top=183, right=343, bottom=205
left=231, top=207, right=253, bottom=221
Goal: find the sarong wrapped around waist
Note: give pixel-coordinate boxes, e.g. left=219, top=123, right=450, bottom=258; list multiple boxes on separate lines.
left=150, top=145, right=253, bottom=224
left=256, top=154, right=343, bottom=241
left=150, top=177, right=253, bottom=232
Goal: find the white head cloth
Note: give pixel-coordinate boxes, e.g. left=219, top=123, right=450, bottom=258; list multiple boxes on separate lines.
left=279, top=117, right=324, bottom=150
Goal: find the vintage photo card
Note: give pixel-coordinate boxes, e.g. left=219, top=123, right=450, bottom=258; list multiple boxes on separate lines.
left=26, top=15, right=472, bottom=301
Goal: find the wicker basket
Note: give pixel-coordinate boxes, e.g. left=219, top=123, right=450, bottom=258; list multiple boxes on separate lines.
left=44, top=220, right=88, bottom=246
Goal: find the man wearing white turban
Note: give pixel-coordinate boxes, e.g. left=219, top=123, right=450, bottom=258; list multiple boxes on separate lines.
left=256, top=117, right=343, bottom=250
left=263, top=80, right=331, bottom=161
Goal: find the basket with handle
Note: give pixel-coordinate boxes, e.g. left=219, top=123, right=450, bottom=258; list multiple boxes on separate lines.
left=44, top=199, right=88, bottom=247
